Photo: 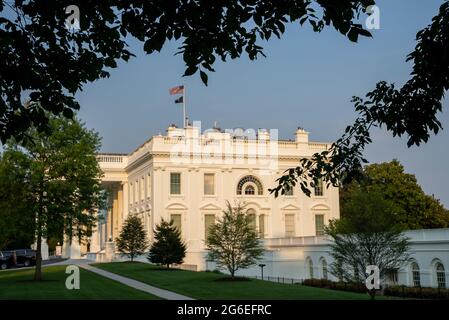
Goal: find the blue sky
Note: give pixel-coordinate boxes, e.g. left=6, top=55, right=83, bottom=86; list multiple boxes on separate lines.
left=77, top=0, right=449, bottom=207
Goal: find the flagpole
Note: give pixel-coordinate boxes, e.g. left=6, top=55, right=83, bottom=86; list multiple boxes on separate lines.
left=183, top=84, right=186, bottom=128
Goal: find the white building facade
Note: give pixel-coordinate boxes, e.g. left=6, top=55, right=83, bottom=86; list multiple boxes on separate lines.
left=81, top=123, right=448, bottom=288
left=87, top=124, right=339, bottom=270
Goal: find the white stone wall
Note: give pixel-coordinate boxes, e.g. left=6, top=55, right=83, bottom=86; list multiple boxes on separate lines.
left=233, top=229, right=449, bottom=288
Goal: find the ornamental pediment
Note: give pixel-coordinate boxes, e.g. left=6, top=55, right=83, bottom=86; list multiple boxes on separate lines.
left=280, top=204, right=301, bottom=211
left=199, top=203, right=222, bottom=211
left=165, top=202, right=188, bottom=210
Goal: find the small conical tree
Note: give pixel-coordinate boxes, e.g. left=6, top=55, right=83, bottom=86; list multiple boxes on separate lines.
left=115, top=215, right=149, bottom=262
left=148, top=219, right=186, bottom=268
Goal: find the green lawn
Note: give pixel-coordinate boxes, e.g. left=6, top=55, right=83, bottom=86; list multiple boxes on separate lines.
left=94, top=262, right=380, bottom=300
left=0, top=265, right=160, bottom=300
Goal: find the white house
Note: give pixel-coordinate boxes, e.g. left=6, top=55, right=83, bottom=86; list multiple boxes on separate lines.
left=64, top=122, right=448, bottom=288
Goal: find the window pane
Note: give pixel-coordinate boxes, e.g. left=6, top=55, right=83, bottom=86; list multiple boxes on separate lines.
left=259, top=215, right=265, bottom=238
left=248, top=214, right=256, bottom=230
left=204, top=214, right=215, bottom=240
left=170, top=173, right=181, bottom=194
left=285, top=187, right=293, bottom=196
left=285, top=214, right=295, bottom=237
left=308, top=259, right=314, bottom=279
left=204, top=174, right=215, bottom=195
left=245, top=185, right=255, bottom=195
left=314, top=178, right=323, bottom=196
left=315, top=215, right=325, bottom=236
left=171, top=214, right=182, bottom=234
left=412, top=263, right=421, bottom=287
left=322, top=260, right=328, bottom=280
left=437, top=263, right=446, bottom=288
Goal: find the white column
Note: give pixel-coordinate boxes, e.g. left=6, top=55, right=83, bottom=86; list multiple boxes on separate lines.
left=122, top=181, right=129, bottom=222
left=90, top=225, right=101, bottom=253
left=69, top=240, right=82, bottom=259
left=41, top=238, right=49, bottom=260
left=105, top=241, right=115, bottom=262
left=61, top=234, right=71, bottom=259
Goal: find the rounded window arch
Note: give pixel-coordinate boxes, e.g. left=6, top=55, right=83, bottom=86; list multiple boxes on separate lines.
left=435, top=262, right=446, bottom=288
left=236, top=175, right=263, bottom=195
left=306, top=257, right=314, bottom=279
left=319, top=257, right=328, bottom=280
left=411, top=261, right=421, bottom=287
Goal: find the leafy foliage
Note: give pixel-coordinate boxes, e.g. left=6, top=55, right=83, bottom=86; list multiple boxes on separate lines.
left=271, top=1, right=449, bottom=197
left=0, top=151, right=36, bottom=250
left=0, top=115, right=105, bottom=280
left=206, top=201, right=264, bottom=278
left=0, top=0, right=375, bottom=142
left=326, top=190, right=410, bottom=299
left=148, top=219, right=186, bottom=268
left=340, top=160, right=449, bottom=230
left=116, top=215, right=149, bottom=262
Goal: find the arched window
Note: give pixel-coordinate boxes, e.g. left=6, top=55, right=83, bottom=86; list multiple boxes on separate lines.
left=307, top=258, right=314, bottom=279
left=244, top=185, right=255, bottom=195
left=247, top=208, right=257, bottom=230
left=236, top=175, right=263, bottom=195
left=321, top=258, right=328, bottom=280
left=436, top=262, right=446, bottom=288
left=411, top=262, right=421, bottom=287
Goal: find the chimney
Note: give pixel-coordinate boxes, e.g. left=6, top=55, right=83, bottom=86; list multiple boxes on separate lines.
left=295, top=127, right=309, bottom=143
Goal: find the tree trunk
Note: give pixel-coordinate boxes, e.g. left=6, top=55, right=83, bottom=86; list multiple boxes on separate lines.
left=34, top=206, right=43, bottom=281
left=166, top=263, right=170, bottom=269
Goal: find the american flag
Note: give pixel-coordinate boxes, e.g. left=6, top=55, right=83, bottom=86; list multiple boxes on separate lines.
left=169, top=85, right=184, bottom=95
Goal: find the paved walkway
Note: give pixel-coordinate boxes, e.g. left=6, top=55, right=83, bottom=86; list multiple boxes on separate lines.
left=80, top=264, right=195, bottom=300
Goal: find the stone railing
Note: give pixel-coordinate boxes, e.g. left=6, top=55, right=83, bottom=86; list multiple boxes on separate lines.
left=97, top=154, right=128, bottom=168
left=264, top=236, right=330, bottom=247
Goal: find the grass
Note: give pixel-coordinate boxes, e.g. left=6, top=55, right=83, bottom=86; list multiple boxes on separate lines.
left=0, top=265, right=160, bottom=300
left=94, top=262, right=384, bottom=300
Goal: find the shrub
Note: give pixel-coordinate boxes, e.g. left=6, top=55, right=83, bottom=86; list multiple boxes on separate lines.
left=384, top=285, right=449, bottom=299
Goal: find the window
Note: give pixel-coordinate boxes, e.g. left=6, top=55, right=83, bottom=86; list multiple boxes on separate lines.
left=284, top=187, right=293, bottom=196
left=285, top=214, right=295, bottom=237
left=315, top=215, right=325, bottom=236
left=308, top=258, right=314, bottom=279
left=236, top=175, right=263, bottom=195
left=386, top=269, right=399, bottom=285
left=244, top=185, right=255, bottom=195
left=204, top=173, right=215, bottom=195
left=258, top=215, right=265, bottom=238
left=321, top=259, right=328, bottom=280
left=170, top=173, right=181, bottom=195
left=247, top=209, right=257, bottom=230
left=314, top=178, right=323, bottom=196
left=436, top=263, right=446, bottom=288
left=204, top=214, right=215, bottom=240
left=170, top=214, right=182, bottom=234
left=411, top=262, right=421, bottom=287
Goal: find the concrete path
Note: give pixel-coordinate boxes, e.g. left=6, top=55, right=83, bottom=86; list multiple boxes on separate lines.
left=80, top=264, right=195, bottom=300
